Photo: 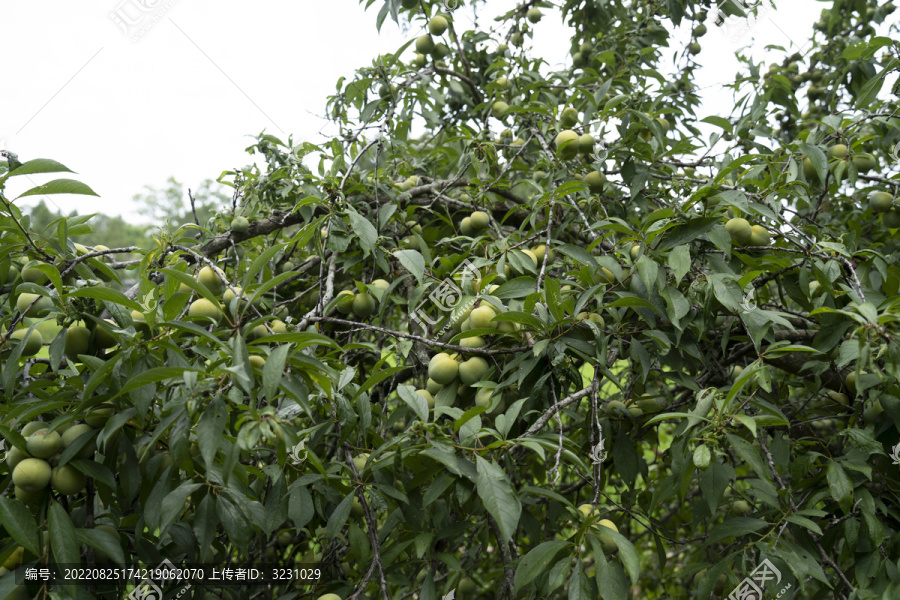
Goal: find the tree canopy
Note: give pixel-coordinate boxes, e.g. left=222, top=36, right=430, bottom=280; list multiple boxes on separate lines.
left=1, top=0, right=899, bottom=599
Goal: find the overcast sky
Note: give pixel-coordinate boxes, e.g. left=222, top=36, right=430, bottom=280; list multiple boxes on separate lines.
left=0, top=0, right=820, bottom=225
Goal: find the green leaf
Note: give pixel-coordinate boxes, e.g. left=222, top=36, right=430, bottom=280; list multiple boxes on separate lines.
left=159, top=481, right=203, bottom=537
left=17, top=178, right=99, bottom=197
left=827, top=461, right=853, bottom=511
left=393, top=249, right=425, bottom=283
left=109, top=367, right=204, bottom=401
left=354, top=365, right=407, bottom=400
left=64, top=286, right=143, bottom=313
left=326, top=494, right=354, bottom=540
left=0, top=496, right=40, bottom=555
left=667, top=244, right=691, bottom=283
left=705, top=517, right=768, bottom=545
left=7, top=158, right=75, bottom=177
left=556, top=244, right=598, bottom=269
left=197, top=396, right=227, bottom=471
left=799, top=143, right=828, bottom=182
left=49, top=501, right=81, bottom=564
left=348, top=210, right=378, bottom=253
left=475, top=456, right=521, bottom=542
left=657, top=217, right=718, bottom=250
left=75, top=528, right=125, bottom=564
left=513, top=540, right=570, bottom=592
left=397, top=385, right=429, bottom=422
left=493, top=277, right=538, bottom=299
left=263, top=344, right=290, bottom=402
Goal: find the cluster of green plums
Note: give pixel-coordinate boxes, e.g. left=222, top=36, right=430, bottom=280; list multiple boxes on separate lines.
left=5, top=412, right=110, bottom=505
left=335, top=279, right=389, bottom=319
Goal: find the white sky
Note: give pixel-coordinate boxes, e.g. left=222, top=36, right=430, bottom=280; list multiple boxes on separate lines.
left=0, top=0, right=820, bottom=226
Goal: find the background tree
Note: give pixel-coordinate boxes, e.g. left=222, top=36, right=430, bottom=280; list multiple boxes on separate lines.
left=0, top=1, right=899, bottom=599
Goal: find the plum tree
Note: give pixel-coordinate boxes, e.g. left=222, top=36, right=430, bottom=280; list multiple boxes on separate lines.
left=1, top=1, right=898, bottom=598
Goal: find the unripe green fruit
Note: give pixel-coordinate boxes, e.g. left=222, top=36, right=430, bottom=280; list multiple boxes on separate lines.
left=92, top=319, right=118, bottom=349
left=693, top=24, right=707, bottom=36
left=460, top=336, right=486, bottom=348
left=578, top=134, right=594, bottom=154
left=84, top=406, right=115, bottom=428
left=231, top=216, right=250, bottom=233
left=428, top=15, right=448, bottom=35
left=197, top=266, right=226, bottom=296
left=460, top=217, right=474, bottom=236
left=864, top=400, right=884, bottom=424
left=26, top=431, right=61, bottom=459
left=426, top=378, right=442, bottom=395
left=335, top=290, right=355, bottom=314
left=606, top=400, right=627, bottom=415
left=585, top=170, right=606, bottom=192
left=351, top=496, right=365, bottom=518
left=688, top=41, right=701, bottom=55
left=828, top=391, right=849, bottom=405
left=51, top=464, right=87, bottom=495
left=491, top=101, right=509, bottom=119
left=470, top=305, right=497, bottom=329
left=883, top=209, right=900, bottom=229
left=8, top=328, right=42, bottom=356
left=554, top=129, right=580, bottom=159
left=845, top=370, right=865, bottom=394
left=725, top=218, right=753, bottom=245
left=596, top=519, right=618, bottom=553
left=249, top=355, right=266, bottom=370
left=656, top=117, right=670, bottom=133
left=577, top=312, right=605, bottom=327
left=597, top=267, right=616, bottom=284
left=870, top=192, right=893, bottom=212
left=693, top=444, right=711, bottom=470
left=560, top=107, right=578, bottom=128
left=526, top=7, right=543, bottom=22
left=459, top=577, right=477, bottom=593
left=474, top=387, right=497, bottom=409
left=7, top=446, right=29, bottom=470
left=415, top=389, right=435, bottom=409
left=470, top=211, right=490, bottom=231
left=852, top=153, right=876, bottom=172
left=352, top=293, right=377, bottom=317
left=61, top=424, right=97, bottom=459
left=803, top=157, right=818, bottom=180
left=64, top=326, right=91, bottom=361
left=12, top=458, right=52, bottom=492
left=748, top=225, right=770, bottom=246
left=352, top=453, right=369, bottom=473
left=428, top=355, right=458, bottom=385
left=729, top=365, right=743, bottom=381
left=828, top=144, right=847, bottom=159
left=577, top=504, right=594, bottom=519
left=459, top=357, right=489, bottom=385
left=189, top=298, right=224, bottom=324
left=413, top=53, right=428, bottom=68
left=15, top=485, right=43, bottom=504
left=22, top=264, right=49, bottom=284
left=370, top=279, right=390, bottom=292
left=16, top=293, right=53, bottom=318
left=416, top=35, right=435, bottom=55
left=316, top=595, right=343, bottom=600
left=2, top=547, right=24, bottom=570
left=532, top=244, right=555, bottom=264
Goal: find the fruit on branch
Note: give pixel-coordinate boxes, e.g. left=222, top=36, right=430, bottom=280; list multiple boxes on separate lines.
left=725, top=218, right=753, bottom=246
left=469, top=211, right=490, bottom=231
left=554, top=130, right=580, bottom=159
left=596, top=519, right=619, bottom=553
left=459, top=356, right=489, bottom=385
left=64, top=325, right=91, bottom=362
left=7, top=328, right=42, bottom=356
left=532, top=244, right=555, bottom=264
left=21, top=264, right=49, bottom=285
left=26, top=430, right=62, bottom=459
left=352, top=453, right=369, bottom=473
left=560, top=107, right=578, bottom=128
left=470, top=304, right=497, bottom=329
left=61, top=424, right=96, bottom=459
left=416, top=35, right=435, bottom=55
left=526, top=7, right=543, bottom=23
left=12, top=458, right=52, bottom=492
left=428, top=15, right=448, bottom=35
left=852, top=153, right=876, bottom=172
left=884, top=209, right=900, bottom=228
left=428, top=353, right=459, bottom=385
left=460, top=217, right=474, bottom=236
left=84, top=405, right=115, bottom=428
left=577, top=312, right=605, bottom=328
left=335, top=290, right=356, bottom=315
left=92, top=319, right=118, bottom=349
left=828, top=144, right=848, bottom=159
left=16, top=293, right=53, bottom=318
left=693, top=24, right=707, bottom=37
left=189, top=298, right=224, bottom=324
left=870, top=191, right=893, bottom=212
left=352, top=293, right=377, bottom=318
left=748, top=225, right=770, bottom=246
left=491, top=101, right=510, bottom=119
left=249, top=355, right=266, bottom=370
left=51, top=464, right=87, bottom=495
left=415, top=389, right=435, bottom=408
left=197, top=266, right=227, bottom=297
left=231, top=216, right=250, bottom=232
left=7, top=446, right=29, bottom=470
left=578, top=133, right=595, bottom=154
left=585, top=170, right=606, bottom=193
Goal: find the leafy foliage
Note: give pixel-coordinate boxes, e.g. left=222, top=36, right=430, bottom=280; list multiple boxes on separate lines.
left=1, top=0, right=900, bottom=599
